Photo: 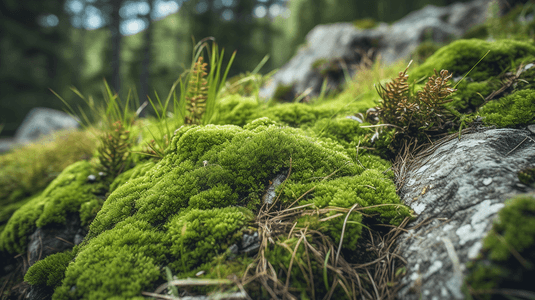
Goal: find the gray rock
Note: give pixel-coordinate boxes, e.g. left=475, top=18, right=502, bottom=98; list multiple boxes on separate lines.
left=0, top=137, right=16, bottom=154
left=380, top=0, right=489, bottom=64
left=258, top=22, right=386, bottom=102
left=0, top=107, right=80, bottom=154
left=258, top=0, right=491, bottom=102
left=14, top=107, right=80, bottom=145
left=396, top=128, right=535, bottom=299
left=27, top=213, right=85, bottom=267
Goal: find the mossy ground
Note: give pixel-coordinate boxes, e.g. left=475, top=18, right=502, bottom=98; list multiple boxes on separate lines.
left=6, top=116, right=411, bottom=299
left=2, top=29, right=535, bottom=299
left=0, top=129, right=99, bottom=231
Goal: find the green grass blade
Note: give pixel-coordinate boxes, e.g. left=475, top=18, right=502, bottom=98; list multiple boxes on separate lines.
left=251, top=54, right=270, bottom=75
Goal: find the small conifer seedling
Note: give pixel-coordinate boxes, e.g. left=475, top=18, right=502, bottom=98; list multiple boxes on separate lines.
left=185, top=56, right=209, bottom=125
left=96, top=120, right=133, bottom=181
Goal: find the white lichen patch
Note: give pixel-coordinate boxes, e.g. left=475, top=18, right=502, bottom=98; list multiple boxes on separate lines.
left=426, top=260, right=443, bottom=277
left=455, top=200, right=504, bottom=245
left=467, top=241, right=483, bottom=259
left=412, top=202, right=426, bottom=214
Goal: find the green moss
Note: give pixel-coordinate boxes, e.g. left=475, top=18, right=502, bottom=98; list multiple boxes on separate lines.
left=484, top=196, right=535, bottom=262
left=0, top=194, right=44, bottom=254
left=465, top=195, right=535, bottom=299
left=108, top=161, right=156, bottom=194
left=25, top=249, right=76, bottom=287
left=280, top=168, right=406, bottom=251
left=410, top=39, right=535, bottom=83
left=409, top=39, right=535, bottom=112
left=255, top=103, right=334, bottom=128
left=461, top=24, right=489, bottom=40
left=518, top=166, right=535, bottom=186
left=0, top=192, right=42, bottom=234
left=479, top=89, right=535, bottom=127
left=449, top=81, right=496, bottom=112
left=53, top=220, right=164, bottom=300
left=36, top=161, right=100, bottom=227
left=39, top=118, right=412, bottom=299
left=0, top=129, right=98, bottom=206
left=310, top=117, right=369, bottom=147
left=311, top=58, right=342, bottom=76
left=211, top=94, right=260, bottom=126
left=411, top=41, right=442, bottom=64
left=79, top=198, right=104, bottom=227
left=0, top=160, right=103, bottom=254
left=166, top=207, right=254, bottom=273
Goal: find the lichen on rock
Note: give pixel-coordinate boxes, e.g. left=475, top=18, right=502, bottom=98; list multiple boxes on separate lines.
left=464, top=194, right=535, bottom=299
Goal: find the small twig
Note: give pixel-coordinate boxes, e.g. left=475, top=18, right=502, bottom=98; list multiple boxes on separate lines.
left=505, top=135, right=534, bottom=156
left=55, top=236, right=74, bottom=246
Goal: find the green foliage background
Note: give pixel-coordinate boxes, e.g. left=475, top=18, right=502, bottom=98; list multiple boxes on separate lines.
left=0, top=0, right=472, bottom=137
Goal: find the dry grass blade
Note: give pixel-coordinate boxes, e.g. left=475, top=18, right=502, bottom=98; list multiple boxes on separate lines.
left=239, top=175, right=416, bottom=300
left=483, top=62, right=525, bottom=104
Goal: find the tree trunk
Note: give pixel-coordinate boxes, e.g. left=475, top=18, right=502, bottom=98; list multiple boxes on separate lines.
left=109, top=0, right=123, bottom=95
left=138, top=0, right=153, bottom=118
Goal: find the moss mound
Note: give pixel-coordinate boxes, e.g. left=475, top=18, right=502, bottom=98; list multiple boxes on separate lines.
left=479, top=89, right=535, bottom=127
left=0, top=160, right=104, bottom=254
left=0, top=129, right=99, bottom=226
left=18, top=117, right=412, bottom=299
left=410, top=39, right=535, bottom=112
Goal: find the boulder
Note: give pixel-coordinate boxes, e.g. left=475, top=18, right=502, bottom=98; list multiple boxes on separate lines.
left=14, top=107, right=80, bottom=145
left=396, top=127, right=535, bottom=299
left=0, top=107, right=80, bottom=154
left=258, top=0, right=491, bottom=102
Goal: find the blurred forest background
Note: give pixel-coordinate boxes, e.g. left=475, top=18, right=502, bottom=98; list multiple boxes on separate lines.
left=0, top=0, right=472, bottom=137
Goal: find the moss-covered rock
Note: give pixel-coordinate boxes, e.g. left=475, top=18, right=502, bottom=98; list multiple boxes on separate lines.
left=410, top=39, right=535, bottom=112
left=352, top=18, right=377, bottom=30
left=464, top=195, right=535, bottom=299
left=411, top=39, right=535, bottom=82
left=0, top=129, right=98, bottom=207
left=21, top=117, right=412, bottom=299
left=0, top=160, right=103, bottom=254
left=479, top=89, right=535, bottom=127
left=25, top=248, right=76, bottom=288
left=518, top=166, right=535, bottom=187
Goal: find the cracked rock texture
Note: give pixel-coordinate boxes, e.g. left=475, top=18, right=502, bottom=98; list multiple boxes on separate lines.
left=397, top=128, right=535, bottom=299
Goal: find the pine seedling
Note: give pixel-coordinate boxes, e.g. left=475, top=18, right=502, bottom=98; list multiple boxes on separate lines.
left=96, top=120, right=132, bottom=181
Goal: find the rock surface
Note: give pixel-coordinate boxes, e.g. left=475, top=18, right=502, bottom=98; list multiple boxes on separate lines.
left=27, top=213, right=85, bottom=267
left=396, top=127, right=535, bottom=299
left=258, top=0, right=491, bottom=102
